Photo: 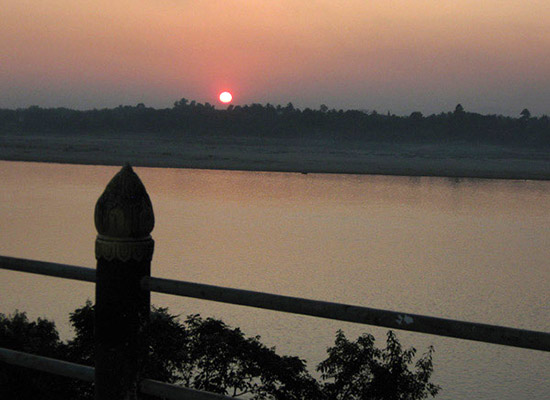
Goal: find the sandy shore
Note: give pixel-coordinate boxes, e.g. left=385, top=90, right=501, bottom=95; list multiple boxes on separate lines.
left=1, top=132, right=549, bottom=180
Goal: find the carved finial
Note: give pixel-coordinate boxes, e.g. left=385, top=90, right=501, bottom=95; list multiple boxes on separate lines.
left=95, top=164, right=154, bottom=239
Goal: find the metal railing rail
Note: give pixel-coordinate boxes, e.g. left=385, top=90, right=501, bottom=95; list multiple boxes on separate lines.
left=0, top=256, right=95, bottom=282
left=144, top=276, right=550, bottom=352
left=0, top=347, right=233, bottom=400
left=2, top=255, right=549, bottom=352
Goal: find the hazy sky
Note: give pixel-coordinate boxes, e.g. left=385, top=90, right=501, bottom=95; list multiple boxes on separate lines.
left=2, top=1, right=549, bottom=115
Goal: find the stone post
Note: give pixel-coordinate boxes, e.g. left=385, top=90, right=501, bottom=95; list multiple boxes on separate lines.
left=94, top=165, right=154, bottom=400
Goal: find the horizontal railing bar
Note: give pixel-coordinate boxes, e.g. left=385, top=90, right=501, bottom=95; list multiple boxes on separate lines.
left=0, top=255, right=95, bottom=282
left=143, top=276, right=550, bottom=352
left=2, top=256, right=549, bottom=352
left=0, top=347, right=94, bottom=382
left=0, top=347, right=233, bottom=400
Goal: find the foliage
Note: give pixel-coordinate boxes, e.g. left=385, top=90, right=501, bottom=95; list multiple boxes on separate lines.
left=182, top=314, right=320, bottom=399
left=66, top=303, right=321, bottom=399
left=0, top=304, right=440, bottom=399
left=1, top=100, right=549, bottom=147
left=0, top=311, right=79, bottom=400
left=318, top=330, right=440, bottom=400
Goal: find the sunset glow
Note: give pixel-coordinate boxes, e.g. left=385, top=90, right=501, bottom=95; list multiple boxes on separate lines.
left=2, top=1, right=550, bottom=115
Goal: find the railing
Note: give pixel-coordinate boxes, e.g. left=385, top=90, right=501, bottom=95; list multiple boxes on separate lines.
left=0, top=347, right=232, bottom=400
left=1, top=165, right=549, bottom=399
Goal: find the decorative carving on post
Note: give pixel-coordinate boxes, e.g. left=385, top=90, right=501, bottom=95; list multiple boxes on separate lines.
left=94, top=165, right=154, bottom=400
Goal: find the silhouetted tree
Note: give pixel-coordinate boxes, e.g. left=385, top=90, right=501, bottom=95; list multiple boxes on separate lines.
left=409, top=111, right=423, bottom=120
left=454, top=104, right=465, bottom=114
left=2, top=98, right=547, bottom=146
left=1, top=304, right=440, bottom=399
left=318, top=330, right=440, bottom=400
left=173, top=98, right=189, bottom=109
left=285, top=102, right=295, bottom=113
left=0, top=312, right=79, bottom=400
left=67, top=302, right=321, bottom=399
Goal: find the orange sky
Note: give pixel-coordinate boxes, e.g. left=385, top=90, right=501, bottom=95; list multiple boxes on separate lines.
left=2, top=1, right=549, bottom=115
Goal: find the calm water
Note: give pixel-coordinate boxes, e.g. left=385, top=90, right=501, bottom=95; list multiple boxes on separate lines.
left=1, top=161, right=549, bottom=399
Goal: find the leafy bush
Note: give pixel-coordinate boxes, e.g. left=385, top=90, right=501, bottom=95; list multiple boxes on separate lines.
left=318, top=330, right=439, bottom=400
left=0, top=303, right=439, bottom=399
left=0, top=311, right=80, bottom=400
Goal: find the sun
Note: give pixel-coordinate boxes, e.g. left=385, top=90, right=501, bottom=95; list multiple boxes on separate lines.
left=219, top=91, right=233, bottom=104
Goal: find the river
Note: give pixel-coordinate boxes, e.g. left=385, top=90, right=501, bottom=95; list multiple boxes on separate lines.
left=0, top=160, right=549, bottom=399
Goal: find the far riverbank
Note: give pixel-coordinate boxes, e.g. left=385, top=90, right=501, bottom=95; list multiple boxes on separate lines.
left=1, top=132, right=549, bottom=180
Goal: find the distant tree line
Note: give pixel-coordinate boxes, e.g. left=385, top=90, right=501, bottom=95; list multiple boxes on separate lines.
left=1, top=99, right=548, bottom=146
left=1, top=302, right=440, bottom=400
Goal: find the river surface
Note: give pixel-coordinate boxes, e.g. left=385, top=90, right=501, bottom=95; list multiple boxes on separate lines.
left=1, top=160, right=549, bottom=399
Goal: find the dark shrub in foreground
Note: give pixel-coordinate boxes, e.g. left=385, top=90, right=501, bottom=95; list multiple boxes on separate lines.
left=0, top=302, right=439, bottom=399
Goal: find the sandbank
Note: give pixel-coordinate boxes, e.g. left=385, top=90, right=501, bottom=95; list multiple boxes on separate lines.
left=1, top=132, right=549, bottom=180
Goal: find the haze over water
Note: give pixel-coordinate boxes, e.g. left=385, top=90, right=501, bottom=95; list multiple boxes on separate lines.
left=1, top=161, right=549, bottom=399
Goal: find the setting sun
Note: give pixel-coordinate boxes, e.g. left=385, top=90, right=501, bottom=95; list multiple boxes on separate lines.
left=219, top=91, right=233, bottom=104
